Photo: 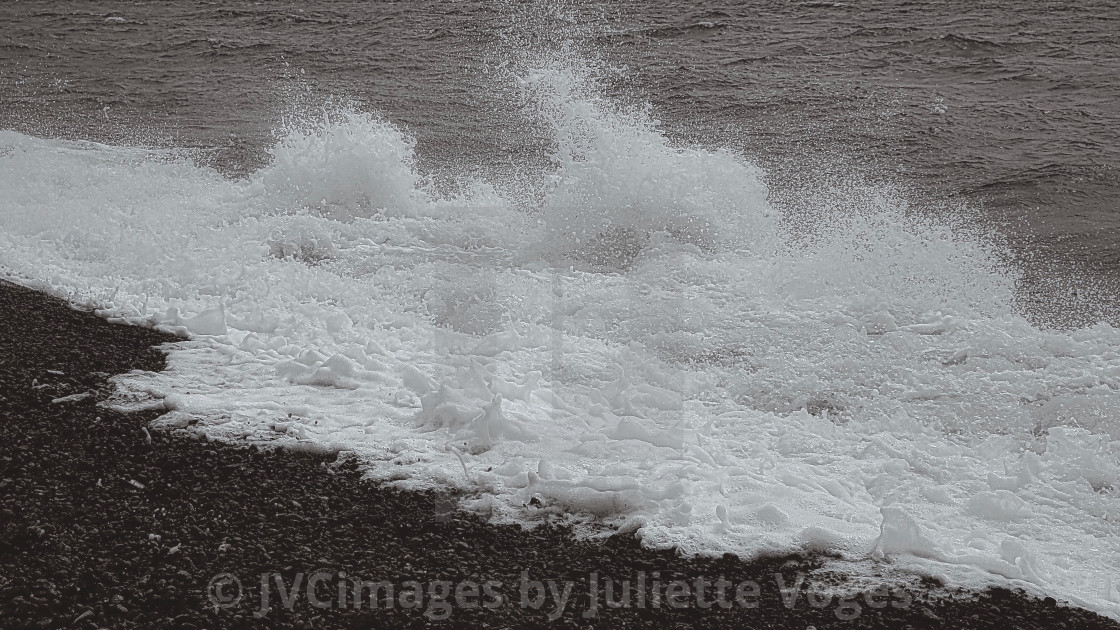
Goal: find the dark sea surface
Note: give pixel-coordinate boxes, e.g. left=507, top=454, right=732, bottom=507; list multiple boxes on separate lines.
left=1, top=0, right=1118, bottom=325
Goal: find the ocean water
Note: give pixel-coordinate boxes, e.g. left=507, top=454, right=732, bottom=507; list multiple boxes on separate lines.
left=2, top=0, right=1119, bottom=617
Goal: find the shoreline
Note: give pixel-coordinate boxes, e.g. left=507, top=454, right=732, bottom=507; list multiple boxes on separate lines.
left=1, top=279, right=1118, bottom=629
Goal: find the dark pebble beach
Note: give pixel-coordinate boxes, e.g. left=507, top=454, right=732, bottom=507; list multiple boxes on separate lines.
left=2, top=280, right=1118, bottom=629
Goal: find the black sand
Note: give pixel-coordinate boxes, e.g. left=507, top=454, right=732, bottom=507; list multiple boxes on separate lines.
left=1, top=279, right=1117, bottom=629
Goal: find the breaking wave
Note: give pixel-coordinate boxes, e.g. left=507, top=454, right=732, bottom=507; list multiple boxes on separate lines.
left=2, top=54, right=1119, bottom=619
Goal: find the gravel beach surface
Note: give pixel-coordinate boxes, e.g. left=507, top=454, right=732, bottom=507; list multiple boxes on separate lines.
left=2, top=278, right=1118, bottom=629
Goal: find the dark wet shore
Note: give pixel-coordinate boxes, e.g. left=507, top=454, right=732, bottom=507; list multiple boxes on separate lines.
left=1, top=279, right=1117, bottom=629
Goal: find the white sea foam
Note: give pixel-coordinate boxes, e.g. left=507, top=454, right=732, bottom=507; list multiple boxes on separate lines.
left=2, top=59, right=1119, bottom=619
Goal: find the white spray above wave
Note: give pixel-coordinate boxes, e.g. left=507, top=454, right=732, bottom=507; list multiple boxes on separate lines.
left=520, top=59, right=773, bottom=265
left=1, top=61, right=1119, bottom=618
left=261, top=110, right=426, bottom=220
